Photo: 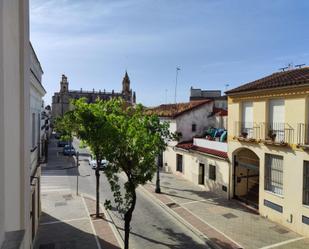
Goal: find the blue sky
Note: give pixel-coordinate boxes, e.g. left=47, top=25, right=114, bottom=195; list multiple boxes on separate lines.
left=30, top=0, right=309, bottom=106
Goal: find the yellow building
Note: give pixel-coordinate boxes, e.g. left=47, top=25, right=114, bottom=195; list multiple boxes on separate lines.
left=226, top=67, right=309, bottom=236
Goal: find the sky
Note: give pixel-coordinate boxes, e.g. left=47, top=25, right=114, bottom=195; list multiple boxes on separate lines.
left=30, top=0, right=309, bottom=107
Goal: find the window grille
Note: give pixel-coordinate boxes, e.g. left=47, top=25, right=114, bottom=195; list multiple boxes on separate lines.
left=303, top=161, right=309, bottom=205
left=209, top=165, right=216, bottom=181
left=265, top=154, right=283, bottom=195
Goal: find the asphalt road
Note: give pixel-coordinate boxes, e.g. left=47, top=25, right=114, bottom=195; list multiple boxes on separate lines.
left=42, top=137, right=209, bottom=249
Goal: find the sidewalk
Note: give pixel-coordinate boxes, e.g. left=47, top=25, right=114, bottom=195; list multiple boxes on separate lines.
left=142, top=171, right=309, bottom=249
left=34, top=136, right=121, bottom=249
left=34, top=189, right=121, bottom=249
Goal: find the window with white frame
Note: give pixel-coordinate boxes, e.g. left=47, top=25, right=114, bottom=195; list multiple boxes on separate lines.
left=265, top=154, right=283, bottom=195
left=303, top=161, right=309, bottom=205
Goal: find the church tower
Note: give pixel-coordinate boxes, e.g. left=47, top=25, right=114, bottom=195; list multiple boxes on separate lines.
left=122, top=71, right=131, bottom=95
left=60, top=74, right=69, bottom=93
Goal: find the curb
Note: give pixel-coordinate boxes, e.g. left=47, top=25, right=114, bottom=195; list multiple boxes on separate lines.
left=82, top=193, right=124, bottom=249
left=138, top=185, right=221, bottom=249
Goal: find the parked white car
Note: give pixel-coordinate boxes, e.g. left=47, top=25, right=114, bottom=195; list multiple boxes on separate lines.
left=88, top=156, right=109, bottom=170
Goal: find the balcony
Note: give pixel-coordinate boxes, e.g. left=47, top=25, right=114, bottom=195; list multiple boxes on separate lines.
left=234, top=122, right=261, bottom=142
left=261, top=122, right=294, bottom=146
left=297, top=123, right=309, bottom=149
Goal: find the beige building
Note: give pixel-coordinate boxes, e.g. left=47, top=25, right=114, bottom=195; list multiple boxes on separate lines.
left=226, top=67, right=309, bottom=236
left=0, top=0, right=33, bottom=248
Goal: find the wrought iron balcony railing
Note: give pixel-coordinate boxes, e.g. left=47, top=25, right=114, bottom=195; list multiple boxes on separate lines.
left=234, top=122, right=261, bottom=141
left=297, top=123, right=309, bottom=147
left=261, top=122, right=294, bottom=145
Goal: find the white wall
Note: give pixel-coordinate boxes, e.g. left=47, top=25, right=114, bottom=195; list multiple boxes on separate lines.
left=1, top=0, right=30, bottom=248
left=176, top=102, right=214, bottom=141
left=0, top=0, right=4, bottom=244
left=163, top=146, right=229, bottom=198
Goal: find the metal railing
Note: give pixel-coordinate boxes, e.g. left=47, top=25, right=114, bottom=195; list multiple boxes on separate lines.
left=234, top=122, right=261, bottom=140
left=297, top=123, right=309, bottom=145
left=261, top=122, right=294, bottom=144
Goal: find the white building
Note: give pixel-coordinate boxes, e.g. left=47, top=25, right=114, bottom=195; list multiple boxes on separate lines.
left=29, top=42, right=46, bottom=246
left=147, top=100, right=229, bottom=196
left=0, top=1, right=35, bottom=248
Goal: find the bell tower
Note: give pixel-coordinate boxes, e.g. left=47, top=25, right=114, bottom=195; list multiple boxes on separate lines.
left=60, top=74, right=69, bottom=93
left=122, top=71, right=130, bottom=95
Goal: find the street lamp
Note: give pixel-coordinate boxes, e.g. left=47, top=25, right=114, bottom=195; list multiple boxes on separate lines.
left=155, top=152, right=163, bottom=193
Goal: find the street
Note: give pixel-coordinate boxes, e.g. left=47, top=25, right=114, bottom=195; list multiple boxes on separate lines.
left=41, top=136, right=209, bottom=249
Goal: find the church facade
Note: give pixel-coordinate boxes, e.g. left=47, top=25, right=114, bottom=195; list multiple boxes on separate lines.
left=51, top=72, right=136, bottom=120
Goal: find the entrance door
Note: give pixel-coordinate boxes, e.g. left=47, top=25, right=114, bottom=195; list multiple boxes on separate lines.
left=198, top=163, right=205, bottom=185
left=234, top=150, right=259, bottom=209
left=176, top=154, right=183, bottom=172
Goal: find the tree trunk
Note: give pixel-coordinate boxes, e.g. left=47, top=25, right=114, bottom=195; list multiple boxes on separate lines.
left=95, top=162, right=100, bottom=217
left=124, top=187, right=136, bottom=249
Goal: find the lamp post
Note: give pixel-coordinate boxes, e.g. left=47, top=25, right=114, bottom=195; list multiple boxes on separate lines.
left=155, top=152, right=163, bottom=193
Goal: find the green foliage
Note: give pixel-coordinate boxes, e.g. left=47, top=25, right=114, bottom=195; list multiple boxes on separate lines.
left=101, top=99, right=174, bottom=216
left=79, top=140, right=87, bottom=149
left=55, top=97, right=174, bottom=247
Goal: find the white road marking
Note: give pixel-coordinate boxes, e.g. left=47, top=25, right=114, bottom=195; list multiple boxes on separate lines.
left=81, top=194, right=102, bottom=249
left=41, top=188, right=71, bottom=193
left=40, top=217, right=89, bottom=225
left=259, top=237, right=306, bottom=249
left=181, top=198, right=220, bottom=206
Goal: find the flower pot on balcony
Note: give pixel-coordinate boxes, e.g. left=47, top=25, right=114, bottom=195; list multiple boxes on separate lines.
left=241, top=132, right=248, bottom=138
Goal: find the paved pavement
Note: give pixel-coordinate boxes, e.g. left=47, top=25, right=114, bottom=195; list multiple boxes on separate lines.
left=35, top=135, right=309, bottom=249
left=35, top=136, right=209, bottom=249
left=142, top=171, right=309, bottom=249
left=34, top=137, right=121, bottom=249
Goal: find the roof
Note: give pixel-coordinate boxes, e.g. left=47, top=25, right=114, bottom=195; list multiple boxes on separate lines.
left=145, top=100, right=212, bottom=118
left=225, top=67, right=309, bottom=95
left=213, top=107, right=227, bottom=116
left=175, top=141, right=228, bottom=159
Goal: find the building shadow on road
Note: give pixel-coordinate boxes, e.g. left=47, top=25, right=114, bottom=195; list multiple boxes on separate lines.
left=34, top=212, right=120, bottom=249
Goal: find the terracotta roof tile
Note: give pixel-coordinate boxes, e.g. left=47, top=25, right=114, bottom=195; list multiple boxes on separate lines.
left=145, top=100, right=212, bottom=118
left=213, top=107, right=228, bottom=116
left=175, top=141, right=228, bottom=159
left=225, top=67, right=309, bottom=95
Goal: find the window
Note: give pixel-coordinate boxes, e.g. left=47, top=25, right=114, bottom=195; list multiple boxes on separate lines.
left=176, top=154, right=183, bottom=172
left=265, top=154, right=283, bottom=195
left=209, top=165, right=216, bottom=181
left=303, top=161, right=309, bottom=205
left=192, top=124, right=196, bottom=132
left=241, top=102, right=253, bottom=138
left=32, top=113, right=35, bottom=148
left=269, top=99, right=285, bottom=143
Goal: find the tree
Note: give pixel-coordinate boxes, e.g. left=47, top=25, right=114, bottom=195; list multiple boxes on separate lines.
left=102, top=99, right=173, bottom=249
left=58, top=98, right=115, bottom=217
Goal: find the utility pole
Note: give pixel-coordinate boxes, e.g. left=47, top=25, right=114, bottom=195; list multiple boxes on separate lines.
left=174, top=67, right=181, bottom=103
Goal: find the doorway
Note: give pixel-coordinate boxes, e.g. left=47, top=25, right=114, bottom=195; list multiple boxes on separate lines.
left=198, top=163, right=205, bottom=185
left=233, top=148, right=260, bottom=209
left=176, top=154, right=183, bottom=172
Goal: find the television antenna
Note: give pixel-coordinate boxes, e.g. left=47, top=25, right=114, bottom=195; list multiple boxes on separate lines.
left=295, top=63, right=306, bottom=69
